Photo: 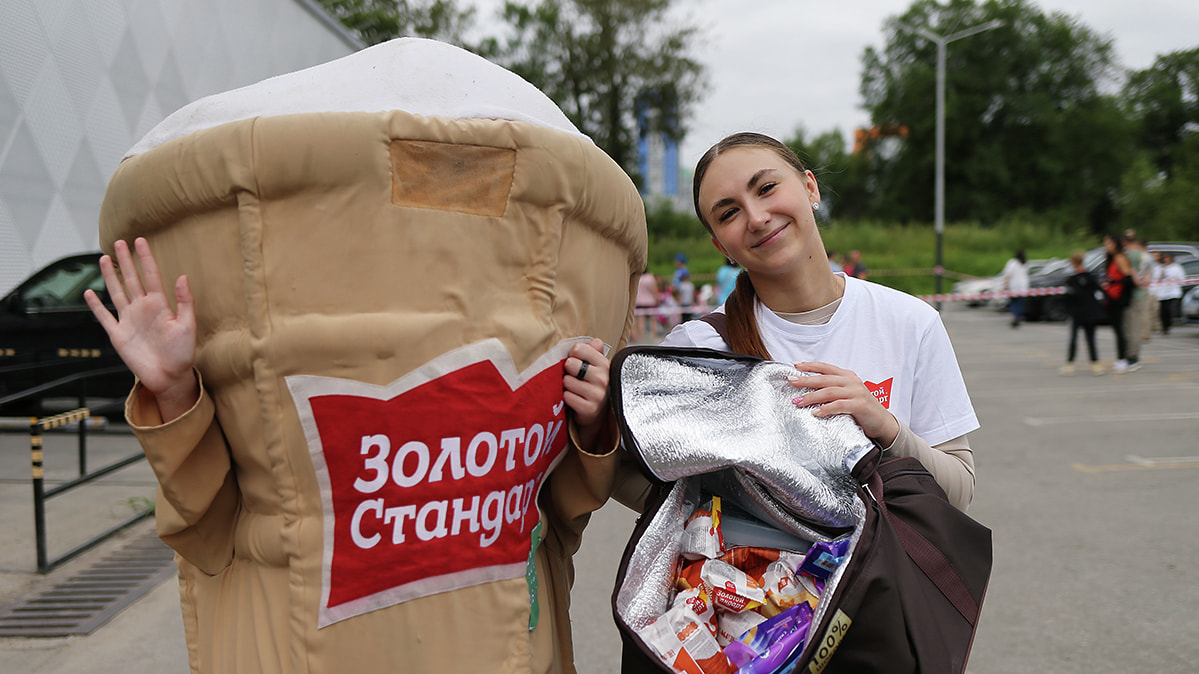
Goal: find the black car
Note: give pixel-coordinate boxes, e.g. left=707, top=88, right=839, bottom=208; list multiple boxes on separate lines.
left=1023, top=251, right=1101, bottom=322
left=1024, top=243, right=1199, bottom=322
left=0, top=253, right=133, bottom=416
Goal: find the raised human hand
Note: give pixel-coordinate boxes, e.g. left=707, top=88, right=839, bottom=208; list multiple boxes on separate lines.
left=83, top=237, right=198, bottom=417
left=788, top=361, right=899, bottom=446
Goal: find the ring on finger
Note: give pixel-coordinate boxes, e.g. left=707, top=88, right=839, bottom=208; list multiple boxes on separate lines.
left=576, top=361, right=590, bottom=381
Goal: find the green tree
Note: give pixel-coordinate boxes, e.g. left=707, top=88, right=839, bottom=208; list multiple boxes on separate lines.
left=784, top=127, right=875, bottom=222
left=644, top=198, right=702, bottom=239
left=1123, top=48, right=1199, bottom=174
left=1118, top=138, right=1199, bottom=240
left=489, top=0, right=706, bottom=176
left=1117, top=48, right=1199, bottom=238
left=860, top=0, right=1133, bottom=229
left=317, top=0, right=477, bottom=46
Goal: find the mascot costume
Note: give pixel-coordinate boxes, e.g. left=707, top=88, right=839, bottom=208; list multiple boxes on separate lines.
left=97, top=38, right=647, bottom=673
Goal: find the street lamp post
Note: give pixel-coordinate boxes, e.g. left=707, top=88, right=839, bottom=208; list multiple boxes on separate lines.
left=896, top=19, right=1001, bottom=308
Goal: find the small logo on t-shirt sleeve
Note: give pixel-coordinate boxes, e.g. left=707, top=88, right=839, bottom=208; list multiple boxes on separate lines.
left=864, top=378, right=893, bottom=409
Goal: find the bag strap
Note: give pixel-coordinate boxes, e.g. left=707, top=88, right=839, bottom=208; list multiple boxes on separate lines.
left=698, top=311, right=728, bottom=338
left=868, top=471, right=980, bottom=624
left=704, top=307, right=981, bottom=624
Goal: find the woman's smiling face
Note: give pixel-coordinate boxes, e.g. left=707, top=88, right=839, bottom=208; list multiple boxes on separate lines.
left=697, top=146, right=822, bottom=275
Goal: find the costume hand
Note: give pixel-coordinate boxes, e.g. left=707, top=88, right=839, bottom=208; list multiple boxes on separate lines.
left=788, top=361, right=899, bottom=446
left=84, top=238, right=199, bottom=415
left=562, top=337, right=611, bottom=451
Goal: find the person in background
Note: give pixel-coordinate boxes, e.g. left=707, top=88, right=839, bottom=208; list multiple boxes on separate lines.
left=657, top=281, right=680, bottom=332
left=827, top=249, right=843, bottom=274
left=1121, top=234, right=1150, bottom=368
left=634, top=270, right=659, bottom=343
left=1157, top=252, right=1185, bottom=335
left=1147, top=251, right=1164, bottom=334
left=846, top=250, right=868, bottom=279
left=715, top=258, right=740, bottom=306
left=696, top=282, right=716, bottom=312
left=1001, top=249, right=1029, bottom=328
left=1102, top=234, right=1135, bottom=374
left=1059, top=250, right=1106, bottom=376
left=672, top=253, right=690, bottom=287
left=676, top=270, right=696, bottom=322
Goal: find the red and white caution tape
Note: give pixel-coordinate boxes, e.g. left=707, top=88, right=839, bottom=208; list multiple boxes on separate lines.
left=918, top=286, right=1066, bottom=304
left=918, top=276, right=1199, bottom=304
left=632, top=277, right=1199, bottom=313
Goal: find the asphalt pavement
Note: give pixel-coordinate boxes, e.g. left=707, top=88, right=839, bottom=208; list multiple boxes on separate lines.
left=2, top=302, right=1197, bottom=673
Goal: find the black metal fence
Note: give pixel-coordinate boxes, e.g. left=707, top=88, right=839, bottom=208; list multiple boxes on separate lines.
left=1, top=364, right=150, bottom=573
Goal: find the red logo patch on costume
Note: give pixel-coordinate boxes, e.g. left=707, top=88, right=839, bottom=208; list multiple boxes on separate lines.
left=865, top=378, right=893, bottom=409
left=287, top=338, right=586, bottom=627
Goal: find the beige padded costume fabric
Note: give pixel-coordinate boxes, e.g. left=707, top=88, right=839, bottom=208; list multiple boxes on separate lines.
left=99, top=107, right=646, bottom=672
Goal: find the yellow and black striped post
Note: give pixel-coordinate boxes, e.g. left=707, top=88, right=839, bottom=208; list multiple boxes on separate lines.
left=39, top=408, right=91, bottom=475
left=30, top=416, right=47, bottom=572
left=30, top=408, right=90, bottom=572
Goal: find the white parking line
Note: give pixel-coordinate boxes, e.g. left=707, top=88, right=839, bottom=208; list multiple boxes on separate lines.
left=1126, top=455, right=1199, bottom=466
left=1073, top=456, right=1199, bottom=473
left=1025, top=411, right=1199, bottom=426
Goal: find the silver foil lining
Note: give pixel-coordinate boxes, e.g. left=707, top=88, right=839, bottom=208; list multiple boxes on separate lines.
left=615, top=480, right=690, bottom=631
left=618, top=352, right=871, bottom=529
left=614, top=350, right=875, bottom=637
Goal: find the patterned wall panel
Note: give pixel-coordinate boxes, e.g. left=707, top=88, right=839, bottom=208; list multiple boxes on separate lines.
left=0, top=0, right=359, bottom=294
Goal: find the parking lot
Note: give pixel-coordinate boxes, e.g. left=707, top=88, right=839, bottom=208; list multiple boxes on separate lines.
left=1, top=302, right=1197, bottom=672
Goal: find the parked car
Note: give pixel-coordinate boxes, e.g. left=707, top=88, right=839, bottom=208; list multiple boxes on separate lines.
left=1024, top=243, right=1199, bottom=322
left=951, top=275, right=1002, bottom=308
left=0, top=253, right=133, bottom=416
left=1175, top=258, right=1199, bottom=324
left=954, top=258, right=1055, bottom=311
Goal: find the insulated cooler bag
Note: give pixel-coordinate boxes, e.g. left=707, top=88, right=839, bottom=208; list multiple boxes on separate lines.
left=609, top=346, right=992, bottom=674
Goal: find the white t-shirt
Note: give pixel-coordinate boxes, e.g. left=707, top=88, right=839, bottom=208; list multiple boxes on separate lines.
left=661, top=276, right=979, bottom=447
left=1002, top=258, right=1029, bottom=293
left=1156, top=262, right=1185, bottom=300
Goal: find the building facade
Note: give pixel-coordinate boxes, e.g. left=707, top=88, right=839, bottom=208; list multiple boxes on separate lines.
left=0, top=0, right=359, bottom=294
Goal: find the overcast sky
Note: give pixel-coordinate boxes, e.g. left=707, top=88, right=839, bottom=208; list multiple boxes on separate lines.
left=473, top=0, right=1199, bottom=169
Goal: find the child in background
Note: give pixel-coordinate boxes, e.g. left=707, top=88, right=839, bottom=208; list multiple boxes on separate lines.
left=1060, top=250, right=1106, bottom=375
left=677, top=270, right=696, bottom=322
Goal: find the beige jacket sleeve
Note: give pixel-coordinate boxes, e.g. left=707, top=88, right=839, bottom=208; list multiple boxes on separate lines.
left=126, top=371, right=240, bottom=574
left=882, top=421, right=974, bottom=511
left=548, top=414, right=623, bottom=526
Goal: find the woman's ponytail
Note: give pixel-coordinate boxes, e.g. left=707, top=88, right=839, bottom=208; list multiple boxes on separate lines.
left=724, top=271, right=771, bottom=359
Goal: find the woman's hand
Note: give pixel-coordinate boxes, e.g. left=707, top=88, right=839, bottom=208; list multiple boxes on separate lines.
left=788, top=361, right=899, bottom=446
left=83, top=237, right=199, bottom=419
left=562, top=337, right=611, bottom=452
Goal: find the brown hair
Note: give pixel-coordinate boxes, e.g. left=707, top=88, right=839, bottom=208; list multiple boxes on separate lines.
left=691, top=133, right=809, bottom=360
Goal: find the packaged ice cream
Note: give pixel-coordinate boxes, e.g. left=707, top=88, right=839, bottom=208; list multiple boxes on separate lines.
left=681, top=497, right=725, bottom=561
left=638, top=586, right=736, bottom=674
left=759, top=560, right=820, bottom=618
left=719, top=546, right=805, bottom=582
left=678, top=558, right=766, bottom=614
left=716, top=608, right=768, bottom=647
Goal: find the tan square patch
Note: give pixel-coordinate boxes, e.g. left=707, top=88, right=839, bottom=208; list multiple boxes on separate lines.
left=390, top=140, right=515, bottom=217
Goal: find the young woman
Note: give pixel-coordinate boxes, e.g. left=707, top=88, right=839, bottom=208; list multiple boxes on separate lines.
left=601, top=133, right=980, bottom=510
left=1102, top=233, right=1135, bottom=373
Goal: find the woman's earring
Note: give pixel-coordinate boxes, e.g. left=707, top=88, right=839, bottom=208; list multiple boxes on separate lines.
left=812, top=202, right=820, bottom=210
